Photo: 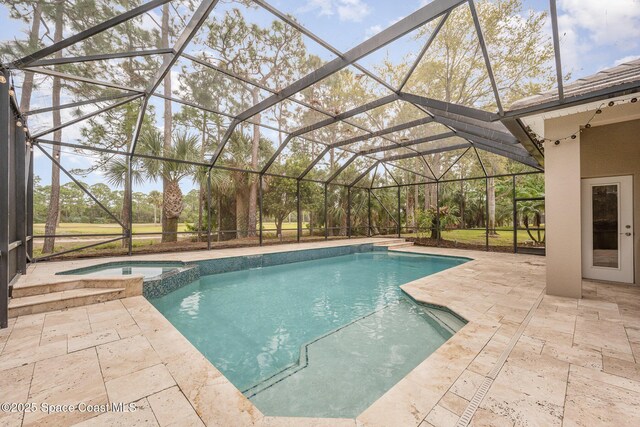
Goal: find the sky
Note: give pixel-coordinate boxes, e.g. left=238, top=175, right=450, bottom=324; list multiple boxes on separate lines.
left=1, top=0, right=639, bottom=194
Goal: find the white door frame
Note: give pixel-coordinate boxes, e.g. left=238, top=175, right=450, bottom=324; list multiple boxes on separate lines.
left=581, top=175, right=634, bottom=283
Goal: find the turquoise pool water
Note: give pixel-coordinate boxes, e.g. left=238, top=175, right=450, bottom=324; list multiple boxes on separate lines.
left=151, top=250, right=468, bottom=418
left=84, top=266, right=178, bottom=278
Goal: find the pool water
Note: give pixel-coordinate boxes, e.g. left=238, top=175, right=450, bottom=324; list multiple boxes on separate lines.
left=58, top=262, right=184, bottom=279
left=151, top=251, right=468, bottom=418
left=83, top=266, right=179, bottom=278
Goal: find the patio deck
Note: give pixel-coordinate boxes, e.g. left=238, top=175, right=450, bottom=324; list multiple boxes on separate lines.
left=1, top=239, right=639, bottom=426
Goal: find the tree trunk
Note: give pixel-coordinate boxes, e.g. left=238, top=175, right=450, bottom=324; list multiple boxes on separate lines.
left=236, top=189, right=248, bottom=239
left=340, top=198, right=348, bottom=236
left=247, top=90, right=261, bottom=237
left=276, top=218, right=283, bottom=238
left=163, top=180, right=183, bottom=243
left=161, top=3, right=173, bottom=243
left=19, top=2, right=42, bottom=113
left=41, top=0, right=64, bottom=254
left=488, top=177, right=496, bottom=235
left=430, top=215, right=438, bottom=240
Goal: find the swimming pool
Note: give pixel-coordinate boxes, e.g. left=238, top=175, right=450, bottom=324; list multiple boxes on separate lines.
left=151, top=250, right=468, bottom=418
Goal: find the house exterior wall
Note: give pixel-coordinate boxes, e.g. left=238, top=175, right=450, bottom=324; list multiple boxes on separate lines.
left=581, top=119, right=640, bottom=285
left=544, top=115, right=584, bottom=298
left=543, top=103, right=640, bottom=298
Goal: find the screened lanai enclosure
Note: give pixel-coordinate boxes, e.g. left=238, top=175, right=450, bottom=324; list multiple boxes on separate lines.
left=5, top=0, right=638, bottom=326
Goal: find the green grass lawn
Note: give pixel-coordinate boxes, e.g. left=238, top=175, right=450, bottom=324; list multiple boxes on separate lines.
left=404, top=228, right=545, bottom=246
left=30, top=221, right=311, bottom=258
left=33, top=221, right=304, bottom=235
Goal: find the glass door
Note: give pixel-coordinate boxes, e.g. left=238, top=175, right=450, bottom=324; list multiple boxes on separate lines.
left=581, top=176, right=634, bottom=283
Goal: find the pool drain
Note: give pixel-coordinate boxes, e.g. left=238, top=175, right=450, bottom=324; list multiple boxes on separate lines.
left=454, top=289, right=545, bottom=427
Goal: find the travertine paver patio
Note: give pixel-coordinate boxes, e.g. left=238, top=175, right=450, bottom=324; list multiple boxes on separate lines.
left=2, top=240, right=640, bottom=426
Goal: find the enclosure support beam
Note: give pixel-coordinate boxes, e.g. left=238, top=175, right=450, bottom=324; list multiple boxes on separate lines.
left=34, top=144, right=127, bottom=229
left=329, top=117, right=434, bottom=149
left=27, top=147, right=34, bottom=260
left=436, top=182, right=441, bottom=245
left=381, top=143, right=470, bottom=162
left=132, top=0, right=221, bottom=157
left=468, top=0, right=503, bottom=114
left=549, top=0, right=564, bottom=101
left=33, top=237, right=127, bottom=262
left=367, top=189, right=372, bottom=237
left=398, top=12, right=449, bottom=91
left=28, top=49, right=174, bottom=67
left=0, top=69, right=10, bottom=328
left=438, top=147, right=471, bottom=180
left=31, top=94, right=142, bottom=140
left=326, top=154, right=358, bottom=184
left=368, top=170, right=541, bottom=189
left=233, top=0, right=464, bottom=122
left=347, top=187, right=352, bottom=238
left=398, top=93, right=499, bottom=122
left=455, top=131, right=530, bottom=157
left=211, top=0, right=465, bottom=166
left=154, top=0, right=222, bottom=97
left=350, top=161, right=379, bottom=188
left=397, top=186, right=401, bottom=238
left=253, top=0, right=399, bottom=94
left=360, top=132, right=456, bottom=155
left=129, top=96, right=150, bottom=158
left=501, top=118, right=544, bottom=167
left=207, top=172, right=212, bottom=250
left=183, top=52, right=374, bottom=132
left=377, top=135, right=539, bottom=169
left=25, top=91, right=139, bottom=116
left=15, top=124, right=27, bottom=274
left=370, top=190, right=400, bottom=228
left=485, top=177, right=489, bottom=252
left=512, top=174, right=517, bottom=253
left=127, top=156, right=133, bottom=256
left=259, top=174, right=264, bottom=246
left=21, top=67, right=144, bottom=94
left=11, top=0, right=174, bottom=68
left=261, top=94, right=398, bottom=176
left=299, top=146, right=330, bottom=180
left=296, top=180, right=301, bottom=243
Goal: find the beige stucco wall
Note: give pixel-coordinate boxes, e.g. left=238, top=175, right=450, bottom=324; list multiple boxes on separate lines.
left=543, top=102, right=640, bottom=298
left=544, top=116, right=583, bottom=298
left=581, top=119, right=640, bottom=285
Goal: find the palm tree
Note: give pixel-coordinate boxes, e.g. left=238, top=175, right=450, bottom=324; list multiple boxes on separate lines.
left=137, top=128, right=200, bottom=243
left=103, top=156, right=146, bottom=247
left=515, top=175, right=545, bottom=244
left=209, top=169, right=233, bottom=242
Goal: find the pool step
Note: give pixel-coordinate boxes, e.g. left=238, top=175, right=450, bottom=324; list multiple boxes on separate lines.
left=9, top=277, right=143, bottom=318
left=8, top=287, right=127, bottom=318
left=12, top=277, right=142, bottom=298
